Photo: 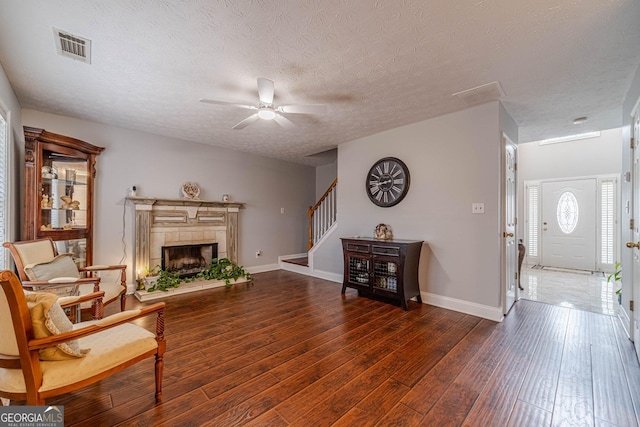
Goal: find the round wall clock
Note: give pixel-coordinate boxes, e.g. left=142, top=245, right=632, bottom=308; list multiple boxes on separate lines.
left=366, top=157, right=410, bottom=207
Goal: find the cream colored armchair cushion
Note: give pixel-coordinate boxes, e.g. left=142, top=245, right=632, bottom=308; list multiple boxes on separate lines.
left=0, top=323, right=157, bottom=394
left=13, top=239, right=56, bottom=267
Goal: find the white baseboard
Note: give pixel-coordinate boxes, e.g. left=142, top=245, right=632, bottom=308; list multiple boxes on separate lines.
left=617, top=303, right=631, bottom=339
left=278, top=253, right=308, bottom=261
left=279, top=262, right=309, bottom=275
left=421, top=291, right=503, bottom=322
left=247, top=264, right=280, bottom=274
left=278, top=253, right=341, bottom=283
left=308, top=269, right=342, bottom=283
left=278, top=253, right=310, bottom=275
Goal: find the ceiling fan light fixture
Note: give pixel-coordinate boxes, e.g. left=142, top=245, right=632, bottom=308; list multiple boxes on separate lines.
left=258, top=108, right=276, bottom=120
left=200, top=78, right=325, bottom=129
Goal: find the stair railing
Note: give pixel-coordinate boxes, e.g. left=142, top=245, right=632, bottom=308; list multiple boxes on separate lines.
left=308, top=179, right=337, bottom=250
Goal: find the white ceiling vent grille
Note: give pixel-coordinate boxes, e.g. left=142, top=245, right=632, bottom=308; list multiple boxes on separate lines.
left=53, top=28, right=91, bottom=64
left=452, top=81, right=505, bottom=107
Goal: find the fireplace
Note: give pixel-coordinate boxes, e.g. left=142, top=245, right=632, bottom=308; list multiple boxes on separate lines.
left=128, top=196, right=243, bottom=290
left=162, top=242, right=218, bottom=278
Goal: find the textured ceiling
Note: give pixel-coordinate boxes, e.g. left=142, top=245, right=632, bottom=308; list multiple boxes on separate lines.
left=0, top=0, right=638, bottom=165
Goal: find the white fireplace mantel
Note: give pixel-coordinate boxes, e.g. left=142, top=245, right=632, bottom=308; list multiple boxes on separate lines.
left=127, top=196, right=244, bottom=277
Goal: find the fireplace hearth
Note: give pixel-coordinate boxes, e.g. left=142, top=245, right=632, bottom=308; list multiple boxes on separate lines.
left=162, top=243, right=218, bottom=278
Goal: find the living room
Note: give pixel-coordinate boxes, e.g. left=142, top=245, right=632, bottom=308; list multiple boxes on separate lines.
left=2, top=1, right=640, bottom=425
left=2, top=0, right=637, bottom=320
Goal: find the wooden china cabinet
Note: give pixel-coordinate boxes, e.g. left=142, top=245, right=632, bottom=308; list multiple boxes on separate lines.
left=23, top=127, right=104, bottom=268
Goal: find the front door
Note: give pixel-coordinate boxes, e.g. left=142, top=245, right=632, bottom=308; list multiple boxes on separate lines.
left=503, top=136, right=518, bottom=314
left=541, top=179, right=597, bottom=270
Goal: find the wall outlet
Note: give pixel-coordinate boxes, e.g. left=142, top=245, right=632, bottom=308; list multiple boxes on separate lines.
left=281, top=207, right=285, bottom=214
left=256, top=250, right=262, bottom=258
left=472, top=202, right=485, bottom=214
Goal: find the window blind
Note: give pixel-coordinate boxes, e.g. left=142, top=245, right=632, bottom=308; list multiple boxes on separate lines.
left=600, top=180, right=615, bottom=265
left=527, top=185, right=539, bottom=258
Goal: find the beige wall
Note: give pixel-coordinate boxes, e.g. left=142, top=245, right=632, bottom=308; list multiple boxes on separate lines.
left=313, top=102, right=513, bottom=319
left=20, top=109, right=316, bottom=283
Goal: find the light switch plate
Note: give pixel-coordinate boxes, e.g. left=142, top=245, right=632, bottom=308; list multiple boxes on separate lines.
left=472, top=203, right=485, bottom=214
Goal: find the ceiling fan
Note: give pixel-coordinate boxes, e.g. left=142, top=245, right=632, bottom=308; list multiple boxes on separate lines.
left=199, top=78, right=326, bottom=130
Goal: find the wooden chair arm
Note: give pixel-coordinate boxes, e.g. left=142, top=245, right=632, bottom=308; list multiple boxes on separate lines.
left=58, top=291, right=105, bottom=308
left=22, top=277, right=100, bottom=289
left=79, top=264, right=127, bottom=272
left=27, top=302, right=166, bottom=351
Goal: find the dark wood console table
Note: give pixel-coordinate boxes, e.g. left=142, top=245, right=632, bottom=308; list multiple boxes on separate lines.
left=341, top=237, right=423, bottom=310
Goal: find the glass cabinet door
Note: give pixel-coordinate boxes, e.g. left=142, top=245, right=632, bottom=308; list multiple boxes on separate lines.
left=40, top=151, right=88, bottom=231
left=348, top=255, right=370, bottom=285
left=373, top=259, right=398, bottom=293
left=53, top=238, right=87, bottom=269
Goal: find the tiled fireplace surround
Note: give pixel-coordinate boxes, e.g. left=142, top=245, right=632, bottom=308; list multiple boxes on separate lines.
left=127, top=197, right=243, bottom=281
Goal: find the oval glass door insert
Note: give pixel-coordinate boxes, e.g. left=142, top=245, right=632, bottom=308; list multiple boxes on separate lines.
left=556, top=191, right=579, bottom=234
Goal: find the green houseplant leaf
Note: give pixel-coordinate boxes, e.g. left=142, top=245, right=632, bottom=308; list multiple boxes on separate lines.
left=607, top=261, right=622, bottom=297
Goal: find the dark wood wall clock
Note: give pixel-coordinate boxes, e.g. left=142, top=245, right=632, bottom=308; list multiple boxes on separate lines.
left=366, top=157, right=410, bottom=207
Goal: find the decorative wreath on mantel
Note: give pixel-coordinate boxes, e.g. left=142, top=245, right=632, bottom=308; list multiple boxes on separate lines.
left=181, top=182, right=200, bottom=200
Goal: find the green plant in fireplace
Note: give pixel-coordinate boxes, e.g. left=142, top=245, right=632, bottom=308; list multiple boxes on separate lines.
left=196, top=258, right=252, bottom=286
left=145, top=258, right=252, bottom=292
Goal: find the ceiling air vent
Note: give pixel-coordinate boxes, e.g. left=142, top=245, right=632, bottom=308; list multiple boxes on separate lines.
left=452, top=81, right=505, bottom=107
left=53, top=27, right=91, bottom=64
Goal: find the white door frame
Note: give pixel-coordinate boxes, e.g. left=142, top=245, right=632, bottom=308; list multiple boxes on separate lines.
left=628, top=100, right=640, bottom=354
left=619, top=100, right=638, bottom=341
left=502, top=134, right=518, bottom=315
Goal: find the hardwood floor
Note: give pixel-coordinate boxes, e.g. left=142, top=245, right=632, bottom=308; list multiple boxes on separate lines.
left=33, top=270, right=640, bottom=426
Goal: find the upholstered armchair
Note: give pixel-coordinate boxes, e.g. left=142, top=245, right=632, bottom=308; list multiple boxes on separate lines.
left=0, top=270, right=166, bottom=406
left=3, top=238, right=127, bottom=318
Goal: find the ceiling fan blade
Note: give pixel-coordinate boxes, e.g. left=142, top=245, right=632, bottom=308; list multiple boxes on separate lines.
left=232, top=114, right=259, bottom=130
left=199, top=99, right=257, bottom=110
left=257, top=78, right=275, bottom=105
left=278, top=104, right=327, bottom=115
left=273, top=114, right=294, bottom=129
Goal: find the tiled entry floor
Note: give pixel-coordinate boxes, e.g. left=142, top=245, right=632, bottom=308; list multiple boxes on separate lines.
left=520, top=264, right=618, bottom=315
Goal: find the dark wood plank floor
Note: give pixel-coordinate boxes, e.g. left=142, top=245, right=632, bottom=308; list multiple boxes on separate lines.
left=33, top=270, right=640, bottom=426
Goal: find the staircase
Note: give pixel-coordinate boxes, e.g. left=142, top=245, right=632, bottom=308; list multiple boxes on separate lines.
left=281, top=179, right=337, bottom=271
left=308, top=178, right=337, bottom=250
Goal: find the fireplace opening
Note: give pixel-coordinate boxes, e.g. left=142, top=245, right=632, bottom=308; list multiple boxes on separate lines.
left=161, top=243, right=218, bottom=278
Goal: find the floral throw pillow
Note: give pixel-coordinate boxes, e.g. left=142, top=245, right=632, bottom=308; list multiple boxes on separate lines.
left=26, top=292, right=89, bottom=360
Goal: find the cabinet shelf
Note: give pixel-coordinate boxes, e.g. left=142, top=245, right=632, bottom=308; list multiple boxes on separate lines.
left=341, top=237, right=423, bottom=310
left=41, top=177, right=88, bottom=187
